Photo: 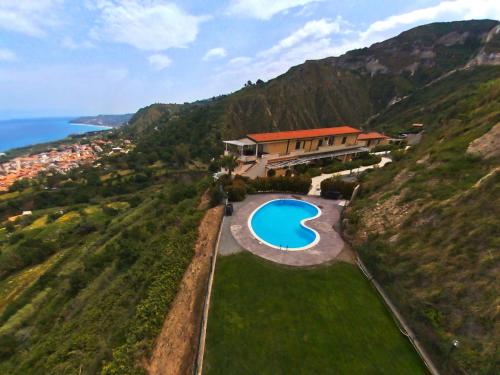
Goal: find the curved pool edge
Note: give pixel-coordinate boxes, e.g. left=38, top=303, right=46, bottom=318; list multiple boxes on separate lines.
left=247, top=199, right=322, bottom=251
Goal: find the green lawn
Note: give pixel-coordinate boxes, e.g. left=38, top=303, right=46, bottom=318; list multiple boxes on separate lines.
left=203, top=253, right=427, bottom=375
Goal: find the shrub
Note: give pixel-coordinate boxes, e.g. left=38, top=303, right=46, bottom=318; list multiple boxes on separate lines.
left=372, top=143, right=399, bottom=153
left=168, top=183, right=197, bottom=203
left=226, top=183, right=247, bottom=202
left=251, top=176, right=311, bottom=194
left=47, top=211, right=63, bottom=223
left=322, top=163, right=344, bottom=174
left=293, top=164, right=309, bottom=174
left=5, top=222, right=15, bottom=233
left=267, top=169, right=276, bottom=177
left=360, top=155, right=382, bottom=166
left=307, top=167, right=322, bottom=177
left=102, top=205, right=119, bottom=216
left=391, top=150, right=405, bottom=161
left=356, top=152, right=371, bottom=160
left=0, top=334, right=18, bottom=360
left=209, top=185, right=224, bottom=207
left=320, top=177, right=357, bottom=200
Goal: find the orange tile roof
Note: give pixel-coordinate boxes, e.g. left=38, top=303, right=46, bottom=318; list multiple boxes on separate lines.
left=247, top=126, right=361, bottom=142
left=357, top=132, right=388, bottom=140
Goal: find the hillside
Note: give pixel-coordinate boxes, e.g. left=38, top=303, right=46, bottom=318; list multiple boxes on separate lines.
left=345, top=70, right=499, bottom=374
left=0, top=19, right=499, bottom=375
left=0, top=145, right=213, bottom=373
left=125, top=19, right=499, bottom=141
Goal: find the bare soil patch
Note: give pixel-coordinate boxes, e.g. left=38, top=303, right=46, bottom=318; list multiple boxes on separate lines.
left=467, top=123, right=500, bottom=159
left=147, top=205, right=223, bottom=375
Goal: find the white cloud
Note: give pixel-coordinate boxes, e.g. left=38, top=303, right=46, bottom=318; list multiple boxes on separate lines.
left=260, top=17, right=345, bottom=57
left=203, top=47, right=227, bottom=61
left=90, top=0, right=207, bottom=51
left=227, top=0, right=323, bottom=20
left=0, top=0, right=63, bottom=37
left=148, top=54, right=172, bottom=70
left=228, top=56, right=252, bottom=65
left=362, top=0, right=500, bottom=40
left=216, top=0, right=500, bottom=90
left=61, top=36, right=95, bottom=50
left=0, top=48, right=17, bottom=62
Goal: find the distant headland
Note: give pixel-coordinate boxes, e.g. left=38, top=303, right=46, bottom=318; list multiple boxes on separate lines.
left=70, top=113, right=133, bottom=127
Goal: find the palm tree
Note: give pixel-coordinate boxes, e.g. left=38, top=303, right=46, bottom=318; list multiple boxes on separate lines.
left=221, top=155, right=237, bottom=175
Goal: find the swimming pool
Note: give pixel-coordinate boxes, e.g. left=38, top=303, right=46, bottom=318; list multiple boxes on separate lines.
left=248, top=199, right=321, bottom=250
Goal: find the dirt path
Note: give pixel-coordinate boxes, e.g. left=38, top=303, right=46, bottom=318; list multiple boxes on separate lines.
left=147, top=205, right=223, bottom=375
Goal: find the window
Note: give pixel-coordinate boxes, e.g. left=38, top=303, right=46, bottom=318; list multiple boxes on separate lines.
left=318, top=139, right=323, bottom=147
left=341, top=136, right=347, bottom=144
left=328, top=137, right=334, bottom=146
left=295, top=141, right=301, bottom=150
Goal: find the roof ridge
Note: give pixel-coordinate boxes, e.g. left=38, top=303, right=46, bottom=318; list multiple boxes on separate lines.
left=247, top=126, right=362, bottom=142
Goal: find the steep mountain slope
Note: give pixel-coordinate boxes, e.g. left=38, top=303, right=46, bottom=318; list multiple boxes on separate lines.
left=124, top=20, right=499, bottom=152
left=223, top=20, right=499, bottom=135
left=345, top=70, right=499, bottom=374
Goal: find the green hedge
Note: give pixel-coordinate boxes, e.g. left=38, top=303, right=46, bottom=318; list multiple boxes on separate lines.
left=320, top=177, right=357, bottom=200
left=223, top=175, right=312, bottom=201
left=251, top=176, right=311, bottom=194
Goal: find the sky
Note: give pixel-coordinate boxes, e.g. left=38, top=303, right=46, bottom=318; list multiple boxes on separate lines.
left=0, top=0, right=499, bottom=119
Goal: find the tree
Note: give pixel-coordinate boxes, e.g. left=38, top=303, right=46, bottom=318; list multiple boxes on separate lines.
left=9, top=178, right=30, bottom=192
left=174, top=144, right=190, bottom=167
left=5, top=222, right=15, bottom=233
left=220, top=155, right=237, bottom=175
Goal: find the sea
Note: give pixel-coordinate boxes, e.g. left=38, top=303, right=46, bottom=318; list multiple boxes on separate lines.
left=0, top=117, right=111, bottom=153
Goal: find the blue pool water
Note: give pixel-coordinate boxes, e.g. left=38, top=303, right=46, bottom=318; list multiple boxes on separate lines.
left=249, top=199, right=320, bottom=250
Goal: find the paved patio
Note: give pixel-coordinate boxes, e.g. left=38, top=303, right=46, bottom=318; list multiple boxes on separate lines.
left=224, top=194, right=345, bottom=266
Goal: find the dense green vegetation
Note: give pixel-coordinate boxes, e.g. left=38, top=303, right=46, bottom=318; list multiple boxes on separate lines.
left=0, top=135, right=209, bottom=373
left=346, top=70, right=500, bottom=374
left=204, top=252, right=427, bottom=374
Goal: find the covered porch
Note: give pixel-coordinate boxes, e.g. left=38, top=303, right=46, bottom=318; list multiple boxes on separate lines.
left=223, top=138, right=258, bottom=163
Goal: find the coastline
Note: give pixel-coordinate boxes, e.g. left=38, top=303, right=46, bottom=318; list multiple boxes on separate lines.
left=0, top=118, right=113, bottom=156
left=68, top=122, right=113, bottom=130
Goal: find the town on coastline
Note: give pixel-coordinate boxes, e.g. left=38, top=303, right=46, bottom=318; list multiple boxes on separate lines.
left=0, top=139, right=133, bottom=191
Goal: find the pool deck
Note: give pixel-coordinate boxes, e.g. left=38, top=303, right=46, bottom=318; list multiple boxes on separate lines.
left=225, top=194, right=345, bottom=266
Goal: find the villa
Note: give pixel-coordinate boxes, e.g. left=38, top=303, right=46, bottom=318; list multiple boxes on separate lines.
left=223, top=126, right=370, bottom=178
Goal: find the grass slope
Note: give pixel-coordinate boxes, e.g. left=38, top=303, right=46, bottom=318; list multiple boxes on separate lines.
left=0, top=152, right=208, bottom=373
left=204, top=253, right=426, bottom=375
left=346, top=69, right=500, bottom=373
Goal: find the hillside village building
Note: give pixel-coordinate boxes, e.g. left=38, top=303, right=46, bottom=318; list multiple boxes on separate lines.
left=223, top=126, right=384, bottom=178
